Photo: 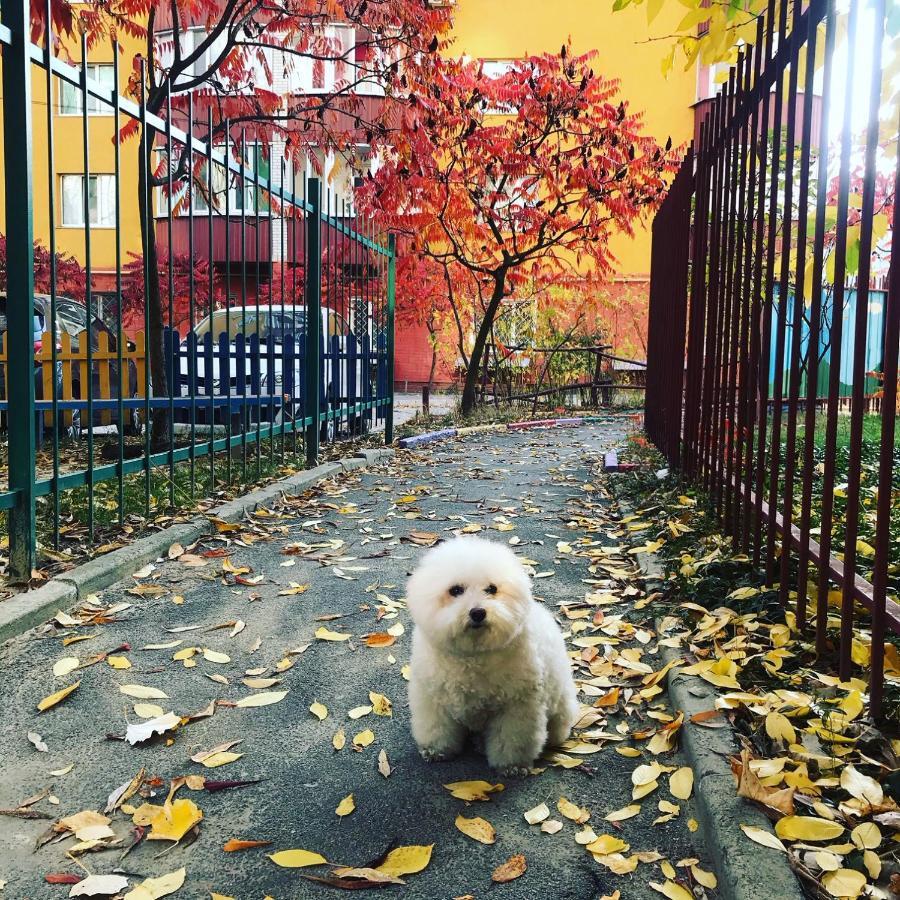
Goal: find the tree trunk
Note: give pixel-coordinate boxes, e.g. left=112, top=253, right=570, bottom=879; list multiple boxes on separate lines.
left=137, top=126, right=171, bottom=450
left=426, top=321, right=437, bottom=394
left=461, top=274, right=506, bottom=415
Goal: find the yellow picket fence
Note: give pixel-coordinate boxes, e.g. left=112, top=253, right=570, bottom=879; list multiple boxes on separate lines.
left=0, top=330, right=147, bottom=426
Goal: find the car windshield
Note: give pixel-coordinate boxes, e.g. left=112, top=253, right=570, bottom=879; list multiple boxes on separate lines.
left=194, top=309, right=307, bottom=340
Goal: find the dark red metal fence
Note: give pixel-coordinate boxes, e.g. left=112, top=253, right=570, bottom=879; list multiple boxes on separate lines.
left=645, top=0, right=900, bottom=716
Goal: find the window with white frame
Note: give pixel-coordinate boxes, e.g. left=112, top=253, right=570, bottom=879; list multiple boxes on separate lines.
left=230, top=144, right=272, bottom=214
left=60, top=174, right=116, bottom=227
left=59, top=64, right=114, bottom=116
left=154, top=28, right=229, bottom=87
left=154, top=144, right=273, bottom=216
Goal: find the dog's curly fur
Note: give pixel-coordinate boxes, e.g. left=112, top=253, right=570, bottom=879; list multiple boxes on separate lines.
left=406, top=536, right=579, bottom=774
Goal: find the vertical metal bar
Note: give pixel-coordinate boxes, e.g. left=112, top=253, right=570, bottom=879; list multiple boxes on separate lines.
left=291, top=160, right=302, bottom=459
left=754, top=0, right=788, bottom=577
left=207, top=108, right=215, bottom=492
left=112, top=42, right=124, bottom=524
left=683, top=119, right=711, bottom=479
left=723, top=54, right=749, bottom=536
left=734, top=31, right=764, bottom=553
left=254, top=139, right=262, bottom=477
left=224, top=120, right=232, bottom=485
left=798, top=0, right=836, bottom=635
left=239, top=130, right=248, bottom=481
left=187, top=93, right=196, bottom=497
left=779, top=2, right=822, bottom=608
left=165, top=86, right=175, bottom=505
left=279, top=156, right=286, bottom=461
left=44, top=0, right=61, bottom=548
left=815, top=1, right=859, bottom=654
left=305, top=177, right=322, bottom=465
left=742, top=4, right=777, bottom=554
left=710, top=71, right=736, bottom=518
left=766, top=0, right=803, bottom=590
left=139, top=58, right=151, bottom=517
left=80, top=34, right=95, bottom=541
left=715, top=67, right=738, bottom=523
left=385, top=233, right=396, bottom=444
left=3, top=0, right=37, bottom=578
left=699, top=93, right=724, bottom=492
left=870, top=106, right=900, bottom=718
left=838, top=0, right=886, bottom=680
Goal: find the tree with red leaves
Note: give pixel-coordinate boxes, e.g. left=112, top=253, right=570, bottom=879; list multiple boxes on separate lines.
left=62, top=0, right=451, bottom=445
left=0, top=234, right=86, bottom=298
left=360, top=45, right=678, bottom=414
left=120, top=250, right=221, bottom=335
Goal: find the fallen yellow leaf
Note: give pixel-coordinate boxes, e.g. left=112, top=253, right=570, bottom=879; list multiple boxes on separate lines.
left=119, top=684, right=168, bottom=700
left=669, top=767, right=694, bottom=800
left=235, top=691, right=288, bottom=708
left=38, top=680, right=81, bottom=712
left=375, top=845, right=434, bottom=877
left=133, top=799, right=203, bottom=842
left=268, top=849, right=328, bottom=868
left=309, top=701, right=328, bottom=721
left=443, top=781, right=504, bottom=802
left=821, top=868, right=866, bottom=899
left=775, top=816, right=844, bottom=842
left=336, top=794, right=356, bottom=817
left=492, top=854, right=527, bottom=883
left=123, top=867, right=186, bottom=900
left=315, top=627, right=351, bottom=642
left=455, top=814, right=496, bottom=844
left=740, top=824, right=787, bottom=852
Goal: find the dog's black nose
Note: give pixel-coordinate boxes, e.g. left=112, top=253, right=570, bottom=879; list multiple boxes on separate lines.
left=469, top=607, right=487, bottom=624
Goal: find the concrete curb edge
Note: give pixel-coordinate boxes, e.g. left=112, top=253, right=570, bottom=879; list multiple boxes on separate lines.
left=396, top=414, right=631, bottom=449
left=611, top=481, right=804, bottom=900
left=0, top=448, right=395, bottom=646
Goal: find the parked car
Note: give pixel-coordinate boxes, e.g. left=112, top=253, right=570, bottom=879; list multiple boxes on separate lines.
left=178, top=304, right=377, bottom=438
left=0, top=293, right=141, bottom=436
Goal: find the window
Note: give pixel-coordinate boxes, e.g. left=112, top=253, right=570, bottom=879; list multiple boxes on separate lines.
left=231, top=144, right=271, bottom=214
left=60, top=174, right=116, bottom=227
left=154, top=29, right=229, bottom=86
left=59, top=64, right=114, bottom=116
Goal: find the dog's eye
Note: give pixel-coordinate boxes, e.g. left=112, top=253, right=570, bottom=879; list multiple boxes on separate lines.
left=448, top=584, right=465, bottom=597
left=485, top=584, right=498, bottom=595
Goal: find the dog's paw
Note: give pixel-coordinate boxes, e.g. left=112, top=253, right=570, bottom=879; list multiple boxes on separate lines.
left=497, top=764, right=532, bottom=777
left=419, top=747, right=453, bottom=762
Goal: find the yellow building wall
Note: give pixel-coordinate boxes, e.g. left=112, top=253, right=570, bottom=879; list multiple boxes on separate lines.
left=0, top=35, right=145, bottom=285
left=448, top=0, right=697, bottom=280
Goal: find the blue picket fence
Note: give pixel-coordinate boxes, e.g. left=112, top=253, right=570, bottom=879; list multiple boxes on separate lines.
left=164, top=327, right=388, bottom=430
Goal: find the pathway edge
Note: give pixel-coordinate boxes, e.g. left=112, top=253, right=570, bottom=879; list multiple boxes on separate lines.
left=612, top=480, right=804, bottom=900
left=0, top=449, right=394, bottom=645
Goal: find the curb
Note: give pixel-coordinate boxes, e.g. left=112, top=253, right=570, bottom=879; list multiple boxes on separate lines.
left=0, top=448, right=394, bottom=646
left=396, top=414, right=627, bottom=449
left=612, top=482, right=803, bottom=900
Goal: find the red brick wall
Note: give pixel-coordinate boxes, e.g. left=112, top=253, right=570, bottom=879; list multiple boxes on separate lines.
left=394, top=321, right=457, bottom=387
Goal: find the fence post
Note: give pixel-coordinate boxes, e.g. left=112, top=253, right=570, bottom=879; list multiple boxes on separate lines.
left=304, top=177, right=321, bottom=466
left=385, top=233, right=396, bottom=445
left=3, top=0, right=37, bottom=579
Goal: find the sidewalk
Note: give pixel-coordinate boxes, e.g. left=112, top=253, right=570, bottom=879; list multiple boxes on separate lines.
left=0, top=421, right=720, bottom=899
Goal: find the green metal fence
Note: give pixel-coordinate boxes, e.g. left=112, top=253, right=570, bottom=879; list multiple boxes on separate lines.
left=0, top=0, right=396, bottom=579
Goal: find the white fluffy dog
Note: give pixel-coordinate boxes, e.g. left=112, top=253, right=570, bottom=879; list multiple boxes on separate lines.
left=406, top=536, right=579, bottom=774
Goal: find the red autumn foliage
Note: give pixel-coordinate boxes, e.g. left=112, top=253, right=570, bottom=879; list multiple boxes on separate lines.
left=0, top=233, right=87, bottom=299
left=55, top=0, right=452, bottom=443
left=359, top=44, right=679, bottom=412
